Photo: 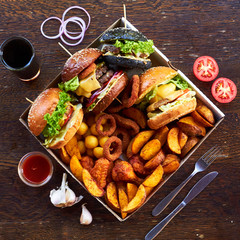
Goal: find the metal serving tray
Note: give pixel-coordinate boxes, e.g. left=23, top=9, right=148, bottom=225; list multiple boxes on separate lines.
left=19, top=17, right=225, bottom=221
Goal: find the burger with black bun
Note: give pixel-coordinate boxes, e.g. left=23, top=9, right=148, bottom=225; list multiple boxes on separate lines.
left=60, top=48, right=128, bottom=113
left=28, top=88, right=83, bottom=149
left=135, top=66, right=197, bottom=129
left=99, top=27, right=154, bottom=69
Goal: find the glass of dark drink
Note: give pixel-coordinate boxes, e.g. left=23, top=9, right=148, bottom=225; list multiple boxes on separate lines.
left=0, top=36, right=40, bottom=81
left=18, top=152, right=54, bottom=187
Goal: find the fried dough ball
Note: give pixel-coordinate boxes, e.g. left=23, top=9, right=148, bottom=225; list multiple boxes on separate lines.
left=77, top=122, right=88, bottom=135
left=85, top=135, right=98, bottom=149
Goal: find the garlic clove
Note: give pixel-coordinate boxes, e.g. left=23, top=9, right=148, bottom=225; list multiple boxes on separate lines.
left=80, top=203, right=92, bottom=225
left=50, top=173, right=83, bottom=208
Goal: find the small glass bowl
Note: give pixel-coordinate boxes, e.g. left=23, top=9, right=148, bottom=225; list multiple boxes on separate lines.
left=18, top=151, right=54, bottom=187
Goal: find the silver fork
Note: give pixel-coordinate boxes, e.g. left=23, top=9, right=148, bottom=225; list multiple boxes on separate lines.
left=152, top=145, right=222, bottom=216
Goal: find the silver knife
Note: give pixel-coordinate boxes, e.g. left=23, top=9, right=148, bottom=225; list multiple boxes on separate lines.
left=145, top=171, right=218, bottom=240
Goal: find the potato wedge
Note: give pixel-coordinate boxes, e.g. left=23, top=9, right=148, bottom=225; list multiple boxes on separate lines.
left=180, top=137, right=200, bottom=158
left=126, top=138, right=134, bottom=159
left=153, top=126, right=169, bottom=147
left=162, top=154, right=180, bottom=174
left=178, top=116, right=206, bottom=137
left=140, top=139, right=161, bottom=161
left=144, top=186, right=154, bottom=197
left=144, top=149, right=165, bottom=171
left=131, top=130, right=155, bottom=154
left=105, top=182, right=120, bottom=212
left=59, top=147, right=71, bottom=165
left=178, top=130, right=188, bottom=149
left=196, top=105, right=215, bottom=125
left=117, top=182, right=128, bottom=218
left=191, top=110, right=214, bottom=127
left=82, top=168, right=105, bottom=197
left=122, top=184, right=146, bottom=213
left=167, top=127, right=181, bottom=154
left=122, top=107, right=147, bottom=129
left=142, top=165, right=164, bottom=187
left=70, top=155, right=83, bottom=181
left=65, top=135, right=81, bottom=159
left=126, top=183, right=138, bottom=202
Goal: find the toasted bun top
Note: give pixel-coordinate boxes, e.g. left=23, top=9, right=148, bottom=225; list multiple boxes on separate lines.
left=137, top=66, right=178, bottom=102
left=92, top=72, right=128, bottom=113
left=28, top=88, right=61, bottom=136
left=61, top=48, right=102, bottom=82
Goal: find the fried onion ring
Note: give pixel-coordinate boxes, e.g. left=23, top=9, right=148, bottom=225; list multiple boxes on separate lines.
left=113, top=128, right=130, bottom=152
left=96, top=113, right=116, bottom=136
left=122, top=75, right=140, bottom=108
left=103, top=136, right=122, bottom=161
left=112, top=114, right=140, bottom=136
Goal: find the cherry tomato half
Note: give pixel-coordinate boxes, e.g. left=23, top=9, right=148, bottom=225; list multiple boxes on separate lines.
left=193, top=56, right=219, bottom=81
left=211, top=78, right=237, bottom=103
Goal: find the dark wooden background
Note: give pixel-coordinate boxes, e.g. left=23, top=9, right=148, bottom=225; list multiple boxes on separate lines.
left=0, top=0, right=239, bottom=239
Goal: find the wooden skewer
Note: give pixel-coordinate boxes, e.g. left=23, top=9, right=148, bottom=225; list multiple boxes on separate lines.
left=123, top=4, right=127, bottom=28
left=26, top=97, right=34, bottom=104
left=58, top=42, right=72, bottom=56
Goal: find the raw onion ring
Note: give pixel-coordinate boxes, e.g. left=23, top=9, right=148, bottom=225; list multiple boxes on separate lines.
left=96, top=114, right=116, bottom=137
left=103, top=136, right=122, bottom=161
left=40, top=6, right=91, bottom=46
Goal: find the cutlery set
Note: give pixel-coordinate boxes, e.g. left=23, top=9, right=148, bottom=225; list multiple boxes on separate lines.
left=145, top=145, right=222, bottom=240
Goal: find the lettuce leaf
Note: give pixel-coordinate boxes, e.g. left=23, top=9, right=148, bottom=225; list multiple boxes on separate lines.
left=42, top=91, right=71, bottom=138
left=58, top=76, right=79, bottom=92
left=169, top=75, right=189, bottom=90
left=114, top=40, right=154, bottom=57
left=138, top=86, right=158, bottom=111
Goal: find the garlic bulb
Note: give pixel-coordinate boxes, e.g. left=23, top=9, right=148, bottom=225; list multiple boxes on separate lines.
left=80, top=204, right=92, bottom=225
left=50, top=173, right=83, bottom=208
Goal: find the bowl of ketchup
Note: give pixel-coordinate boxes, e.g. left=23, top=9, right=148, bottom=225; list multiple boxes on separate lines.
left=18, top=152, right=53, bottom=187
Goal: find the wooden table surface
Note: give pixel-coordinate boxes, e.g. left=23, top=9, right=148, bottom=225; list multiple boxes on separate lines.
left=0, top=1, right=239, bottom=239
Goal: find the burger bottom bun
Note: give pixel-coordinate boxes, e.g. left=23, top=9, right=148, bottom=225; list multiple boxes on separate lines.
left=92, top=72, right=129, bottom=113
left=147, top=98, right=197, bottom=130
left=47, top=104, right=83, bottom=149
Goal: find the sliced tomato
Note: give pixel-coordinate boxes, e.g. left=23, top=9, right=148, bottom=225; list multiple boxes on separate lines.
left=211, top=78, right=237, bottom=103
left=63, top=106, right=73, bottom=126
left=193, top=56, right=219, bottom=81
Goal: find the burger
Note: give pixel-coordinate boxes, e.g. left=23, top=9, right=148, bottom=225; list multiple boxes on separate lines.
left=28, top=88, right=83, bottom=149
left=135, top=66, right=197, bottom=129
left=99, top=27, right=154, bottom=69
left=60, top=48, right=128, bottom=113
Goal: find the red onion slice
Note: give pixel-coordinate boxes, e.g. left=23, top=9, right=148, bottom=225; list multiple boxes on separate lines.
left=40, top=6, right=91, bottom=46
left=40, top=16, right=63, bottom=39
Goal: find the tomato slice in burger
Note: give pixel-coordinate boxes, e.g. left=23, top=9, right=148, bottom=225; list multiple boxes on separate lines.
left=211, top=78, right=237, bottom=103
left=193, top=56, right=219, bottom=81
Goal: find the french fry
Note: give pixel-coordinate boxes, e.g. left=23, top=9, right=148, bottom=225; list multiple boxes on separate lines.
left=126, top=183, right=138, bottom=202
left=122, top=184, right=146, bottom=213
left=167, top=127, right=181, bottom=154
left=65, top=135, right=81, bottom=159
left=70, top=155, right=83, bottom=181
left=82, top=168, right=105, bottom=197
left=59, top=146, right=71, bottom=165
left=140, top=139, right=161, bottom=161
left=142, top=165, right=164, bottom=188
left=131, top=130, right=155, bottom=154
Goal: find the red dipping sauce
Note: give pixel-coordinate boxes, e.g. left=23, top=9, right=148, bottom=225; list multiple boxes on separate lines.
left=18, top=152, right=53, bottom=187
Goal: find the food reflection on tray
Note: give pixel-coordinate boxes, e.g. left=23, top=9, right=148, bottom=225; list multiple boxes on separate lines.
left=20, top=20, right=224, bottom=221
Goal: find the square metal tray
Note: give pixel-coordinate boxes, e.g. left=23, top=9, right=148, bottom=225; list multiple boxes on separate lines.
left=19, top=18, right=225, bottom=221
